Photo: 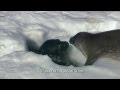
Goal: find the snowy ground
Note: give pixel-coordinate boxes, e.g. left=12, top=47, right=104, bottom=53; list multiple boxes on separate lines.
left=0, top=11, right=120, bottom=79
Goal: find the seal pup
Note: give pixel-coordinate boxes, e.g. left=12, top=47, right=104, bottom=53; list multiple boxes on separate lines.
left=38, top=39, right=73, bottom=66
left=69, top=30, right=120, bottom=65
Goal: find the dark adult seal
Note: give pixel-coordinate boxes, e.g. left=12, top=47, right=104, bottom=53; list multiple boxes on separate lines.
left=70, top=30, right=120, bottom=65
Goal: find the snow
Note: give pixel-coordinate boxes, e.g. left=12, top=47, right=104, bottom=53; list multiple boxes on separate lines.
left=0, top=11, right=120, bottom=79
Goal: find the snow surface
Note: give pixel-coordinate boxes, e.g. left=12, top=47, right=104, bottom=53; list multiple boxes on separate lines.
left=0, top=11, right=120, bottom=79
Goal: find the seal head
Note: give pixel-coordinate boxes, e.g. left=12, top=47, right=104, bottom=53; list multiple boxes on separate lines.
left=38, top=39, right=72, bottom=66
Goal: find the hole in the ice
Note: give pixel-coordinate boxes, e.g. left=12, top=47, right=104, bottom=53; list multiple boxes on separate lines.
left=26, top=38, right=40, bottom=54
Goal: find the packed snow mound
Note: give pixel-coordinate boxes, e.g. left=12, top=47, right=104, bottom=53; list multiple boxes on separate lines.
left=0, top=11, right=120, bottom=79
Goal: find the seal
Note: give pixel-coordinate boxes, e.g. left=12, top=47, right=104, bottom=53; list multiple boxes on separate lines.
left=38, top=39, right=73, bottom=66
left=69, top=30, right=120, bottom=65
